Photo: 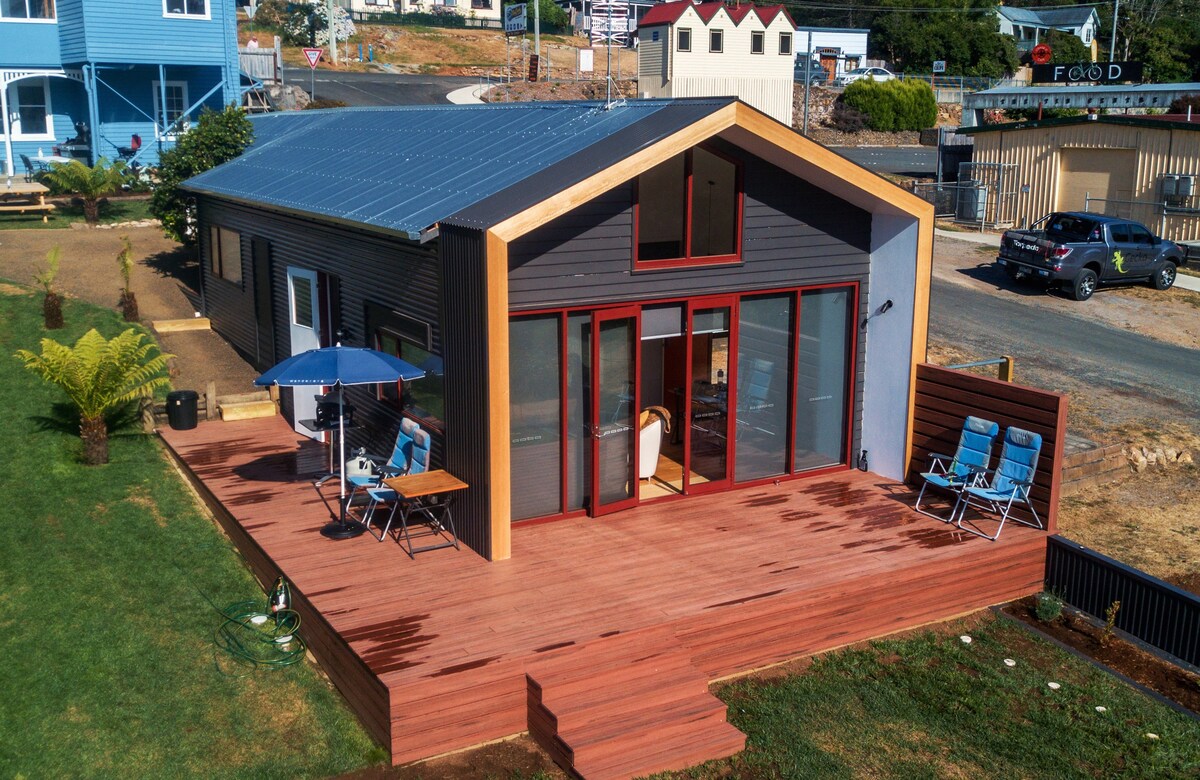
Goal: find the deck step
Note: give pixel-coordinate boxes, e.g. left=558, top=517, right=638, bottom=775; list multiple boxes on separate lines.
left=218, top=400, right=278, bottom=421
left=152, top=317, right=211, bottom=333
left=527, top=628, right=744, bottom=780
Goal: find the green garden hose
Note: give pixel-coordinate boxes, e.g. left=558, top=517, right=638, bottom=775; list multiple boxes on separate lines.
left=212, top=599, right=307, bottom=676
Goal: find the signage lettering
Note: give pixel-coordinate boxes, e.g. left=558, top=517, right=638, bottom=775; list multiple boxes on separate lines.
left=1032, top=62, right=1144, bottom=84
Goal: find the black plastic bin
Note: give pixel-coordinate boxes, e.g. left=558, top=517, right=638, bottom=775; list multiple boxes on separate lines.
left=166, top=390, right=199, bottom=430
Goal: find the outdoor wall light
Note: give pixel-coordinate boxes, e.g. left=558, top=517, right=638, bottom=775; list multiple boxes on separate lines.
left=859, top=299, right=893, bottom=330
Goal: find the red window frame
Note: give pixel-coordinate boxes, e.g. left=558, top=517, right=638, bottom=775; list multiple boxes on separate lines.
left=632, top=145, right=745, bottom=271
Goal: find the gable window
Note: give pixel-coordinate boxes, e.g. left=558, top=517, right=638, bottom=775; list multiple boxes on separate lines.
left=677, top=27, right=691, bottom=51
left=4, top=79, right=53, bottom=139
left=368, top=304, right=445, bottom=430
left=709, top=29, right=723, bottom=53
left=751, top=30, right=764, bottom=54
left=635, top=146, right=741, bottom=267
left=0, top=0, right=55, bottom=19
left=152, top=81, right=188, bottom=138
left=209, top=226, right=242, bottom=284
left=163, top=0, right=208, bottom=18
left=779, top=32, right=792, bottom=55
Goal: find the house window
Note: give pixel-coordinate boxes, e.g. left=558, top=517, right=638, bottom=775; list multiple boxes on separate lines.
left=0, top=0, right=55, bottom=19
left=5, top=79, right=53, bottom=139
left=677, top=27, right=691, bottom=51
left=152, top=81, right=188, bottom=138
left=209, top=226, right=242, bottom=284
left=1082, top=28, right=1092, bottom=44
left=635, top=146, right=741, bottom=267
left=709, top=29, right=722, bottom=53
left=163, top=0, right=208, bottom=17
left=751, top=30, right=764, bottom=54
left=471, top=0, right=491, bottom=8
left=779, top=32, right=792, bottom=55
left=375, top=329, right=445, bottom=430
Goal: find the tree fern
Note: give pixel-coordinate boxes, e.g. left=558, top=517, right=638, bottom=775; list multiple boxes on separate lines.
left=15, top=328, right=172, bottom=464
left=41, top=158, right=126, bottom=223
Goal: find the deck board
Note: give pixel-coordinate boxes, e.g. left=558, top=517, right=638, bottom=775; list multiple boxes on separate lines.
left=160, top=417, right=1047, bottom=769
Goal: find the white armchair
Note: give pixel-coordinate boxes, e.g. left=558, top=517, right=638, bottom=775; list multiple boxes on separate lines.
left=638, top=407, right=671, bottom=481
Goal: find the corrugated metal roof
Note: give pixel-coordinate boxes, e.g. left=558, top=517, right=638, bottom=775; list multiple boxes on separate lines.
left=958, top=114, right=1200, bottom=135
left=997, top=6, right=1095, bottom=26
left=183, top=99, right=734, bottom=239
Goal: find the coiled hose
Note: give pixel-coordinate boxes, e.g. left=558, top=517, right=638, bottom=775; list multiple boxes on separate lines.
left=213, top=600, right=307, bottom=676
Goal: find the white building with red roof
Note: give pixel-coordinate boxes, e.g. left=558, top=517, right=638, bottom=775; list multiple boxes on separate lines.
left=637, top=1, right=796, bottom=125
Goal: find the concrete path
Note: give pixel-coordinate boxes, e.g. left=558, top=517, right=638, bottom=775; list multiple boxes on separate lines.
left=934, top=228, right=1200, bottom=291
left=446, top=83, right=491, bottom=104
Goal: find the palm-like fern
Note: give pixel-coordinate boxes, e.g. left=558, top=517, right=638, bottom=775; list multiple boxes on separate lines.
left=33, top=245, right=64, bottom=329
left=117, top=235, right=138, bottom=322
left=16, top=328, right=172, bottom=464
left=41, top=158, right=126, bottom=223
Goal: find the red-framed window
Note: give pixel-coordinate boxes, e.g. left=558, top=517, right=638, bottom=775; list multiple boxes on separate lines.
left=633, top=146, right=744, bottom=270
left=365, top=302, right=445, bottom=431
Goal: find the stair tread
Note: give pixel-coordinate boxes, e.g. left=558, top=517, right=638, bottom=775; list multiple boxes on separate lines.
left=572, top=720, right=745, bottom=779
left=531, top=652, right=702, bottom=704
left=539, top=675, right=713, bottom=728
left=559, top=692, right=728, bottom=748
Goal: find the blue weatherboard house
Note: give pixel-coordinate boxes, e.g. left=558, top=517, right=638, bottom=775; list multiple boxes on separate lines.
left=1, top=0, right=240, bottom=178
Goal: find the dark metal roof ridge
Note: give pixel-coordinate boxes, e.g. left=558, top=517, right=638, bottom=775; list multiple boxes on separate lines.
left=958, top=114, right=1200, bottom=135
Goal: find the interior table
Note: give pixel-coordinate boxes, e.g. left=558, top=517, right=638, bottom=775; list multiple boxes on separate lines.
left=380, top=470, right=467, bottom=557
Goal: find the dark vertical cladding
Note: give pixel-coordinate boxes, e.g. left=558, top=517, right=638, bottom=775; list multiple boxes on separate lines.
left=196, top=196, right=442, bottom=461
left=439, top=225, right=492, bottom=560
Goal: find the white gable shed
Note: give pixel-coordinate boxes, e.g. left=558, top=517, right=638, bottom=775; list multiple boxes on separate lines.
left=637, top=2, right=797, bottom=125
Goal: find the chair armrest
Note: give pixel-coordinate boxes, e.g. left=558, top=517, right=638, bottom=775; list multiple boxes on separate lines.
left=925, top=452, right=956, bottom=473
left=377, top=463, right=409, bottom=477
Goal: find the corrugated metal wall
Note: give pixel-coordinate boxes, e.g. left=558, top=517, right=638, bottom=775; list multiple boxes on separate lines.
left=198, top=199, right=444, bottom=465
left=973, top=123, right=1200, bottom=241
left=439, top=225, right=493, bottom=560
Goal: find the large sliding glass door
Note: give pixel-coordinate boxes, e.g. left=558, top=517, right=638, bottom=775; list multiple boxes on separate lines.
left=591, top=308, right=640, bottom=515
left=686, top=300, right=734, bottom=492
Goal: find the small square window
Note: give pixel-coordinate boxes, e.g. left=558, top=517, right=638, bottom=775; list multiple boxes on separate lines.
left=652, top=30, right=659, bottom=42
left=677, top=28, right=691, bottom=51
left=709, top=29, right=722, bottom=53
left=164, top=0, right=208, bottom=16
left=209, top=225, right=242, bottom=285
left=751, top=31, right=764, bottom=55
left=779, top=32, right=792, bottom=56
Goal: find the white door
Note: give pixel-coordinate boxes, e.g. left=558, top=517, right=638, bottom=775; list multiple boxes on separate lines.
left=287, top=267, right=322, bottom=440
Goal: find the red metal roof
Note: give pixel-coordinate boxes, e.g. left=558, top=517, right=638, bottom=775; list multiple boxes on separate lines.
left=639, top=2, right=794, bottom=29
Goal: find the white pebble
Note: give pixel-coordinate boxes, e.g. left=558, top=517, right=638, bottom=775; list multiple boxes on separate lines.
left=1095, top=706, right=1107, bottom=713
left=960, top=635, right=973, bottom=644
left=1003, top=658, right=1016, bottom=667
left=1146, top=733, right=1160, bottom=740
left=1047, top=682, right=1061, bottom=690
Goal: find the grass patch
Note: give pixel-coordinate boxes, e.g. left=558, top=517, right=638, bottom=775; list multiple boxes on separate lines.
left=0, top=282, right=382, bottom=777
left=0, top=197, right=154, bottom=230
left=662, top=617, right=1200, bottom=779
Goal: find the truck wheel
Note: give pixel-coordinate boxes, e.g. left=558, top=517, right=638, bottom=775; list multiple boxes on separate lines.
left=1153, top=262, right=1177, bottom=291
left=1071, top=268, right=1098, bottom=301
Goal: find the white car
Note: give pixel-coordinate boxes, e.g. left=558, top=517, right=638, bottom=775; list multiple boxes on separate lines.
left=835, top=67, right=895, bottom=86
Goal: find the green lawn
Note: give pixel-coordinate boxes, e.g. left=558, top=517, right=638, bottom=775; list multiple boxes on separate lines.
left=662, top=617, right=1200, bottom=779
left=0, top=197, right=154, bottom=230
left=0, top=284, right=382, bottom=778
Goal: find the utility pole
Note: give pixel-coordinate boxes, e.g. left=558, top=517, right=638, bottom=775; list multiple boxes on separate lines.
left=534, top=0, right=541, bottom=80
left=802, top=36, right=812, bottom=136
left=1109, top=0, right=1120, bottom=61
left=327, top=0, right=338, bottom=65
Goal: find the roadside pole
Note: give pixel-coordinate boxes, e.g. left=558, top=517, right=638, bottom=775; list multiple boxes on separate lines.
left=327, top=0, right=338, bottom=65
left=534, top=0, right=540, bottom=81
left=802, top=46, right=812, bottom=136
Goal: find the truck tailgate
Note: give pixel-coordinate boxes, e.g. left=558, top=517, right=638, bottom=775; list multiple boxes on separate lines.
left=999, top=232, right=1055, bottom=265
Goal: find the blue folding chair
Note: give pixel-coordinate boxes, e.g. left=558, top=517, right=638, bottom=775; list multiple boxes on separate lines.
left=347, top=418, right=421, bottom=507
left=953, top=426, right=1044, bottom=541
left=363, top=426, right=432, bottom=544
left=914, top=416, right=1000, bottom=522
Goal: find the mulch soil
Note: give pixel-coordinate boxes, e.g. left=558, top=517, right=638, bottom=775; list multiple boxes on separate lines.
left=1003, top=596, right=1200, bottom=716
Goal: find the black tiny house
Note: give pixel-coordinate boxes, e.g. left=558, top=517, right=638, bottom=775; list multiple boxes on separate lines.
left=184, top=98, right=933, bottom=561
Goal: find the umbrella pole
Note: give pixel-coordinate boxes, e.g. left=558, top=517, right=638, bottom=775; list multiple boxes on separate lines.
left=339, top=384, right=347, bottom=525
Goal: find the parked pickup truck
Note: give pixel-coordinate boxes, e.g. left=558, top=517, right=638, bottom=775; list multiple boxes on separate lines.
left=996, top=212, right=1189, bottom=301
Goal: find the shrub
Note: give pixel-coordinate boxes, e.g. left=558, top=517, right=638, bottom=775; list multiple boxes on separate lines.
left=1169, top=94, right=1200, bottom=114
left=828, top=102, right=868, bottom=133
left=841, top=79, right=937, bottom=132
left=281, top=2, right=356, bottom=47
left=40, top=159, right=126, bottom=223
left=1035, top=591, right=1063, bottom=623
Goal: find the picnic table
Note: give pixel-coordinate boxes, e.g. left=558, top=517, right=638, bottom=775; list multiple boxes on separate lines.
left=0, top=181, right=55, bottom=223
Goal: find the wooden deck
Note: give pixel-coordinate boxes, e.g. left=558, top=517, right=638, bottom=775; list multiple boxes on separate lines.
left=161, top=417, right=1047, bottom=777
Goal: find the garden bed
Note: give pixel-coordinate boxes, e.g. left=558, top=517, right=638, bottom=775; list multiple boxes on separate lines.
left=1003, top=595, right=1200, bottom=716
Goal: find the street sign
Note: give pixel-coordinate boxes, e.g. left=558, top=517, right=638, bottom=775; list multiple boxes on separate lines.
left=932, top=60, right=946, bottom=73
left=303, top=48, right=323, bottom=69
left=579, top=48, right=594, bottom=73
left=244, top=2, right=257, bottom=19
left=1031, top=43, right=1052, bottom=65
left=1032, top=61, right=1143, bottom=84
left=528, top=54, right=540, bottom=82
left=505, top=3, right=527, bottom=36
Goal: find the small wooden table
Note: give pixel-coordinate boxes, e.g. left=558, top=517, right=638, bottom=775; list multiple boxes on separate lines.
left=0, top=181, right=54, bottom=223
left=380, top=470, right=467, bottom=556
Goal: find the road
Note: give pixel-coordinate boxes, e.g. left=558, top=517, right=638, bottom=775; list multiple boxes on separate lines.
left=929, top=277, right=1200, bottom=423
left=282, top=67, right=476, bottom=106
left=834, top=145, right=937, bottom=177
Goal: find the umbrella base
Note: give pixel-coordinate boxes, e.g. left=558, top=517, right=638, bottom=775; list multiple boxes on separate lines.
left=320, top=520, right=367, bottom=540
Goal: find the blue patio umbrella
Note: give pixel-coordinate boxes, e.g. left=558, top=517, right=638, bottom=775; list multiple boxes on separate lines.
left=255, top=346, right=424, bottom=537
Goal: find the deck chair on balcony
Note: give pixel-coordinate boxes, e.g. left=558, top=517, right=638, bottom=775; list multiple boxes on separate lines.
left=914, top=415, right=1000, bottom=522
left=362, top=427, right=432, bottom=544
left=346, top=418, right=420, bottom=507
left=953, top=426, right=1044, bottom=541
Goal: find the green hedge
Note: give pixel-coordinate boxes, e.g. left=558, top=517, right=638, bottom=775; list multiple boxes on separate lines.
left=841, top=79, right=938, bottom=132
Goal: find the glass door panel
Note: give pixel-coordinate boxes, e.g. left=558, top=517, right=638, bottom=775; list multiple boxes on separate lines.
left=566, top=313, right=591, bottom=512
left=687, top=302, right=732, bottom=490
left=734, top=294, right=793, bottom=482
left=591, top=308, right=639, bottom=516
left=509, top=316, right=563, bottom=521
left=794, top=287, right=854, bottom=471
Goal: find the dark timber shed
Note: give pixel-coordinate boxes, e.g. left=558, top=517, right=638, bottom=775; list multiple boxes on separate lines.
left=183, top=97, right=934, bottom=561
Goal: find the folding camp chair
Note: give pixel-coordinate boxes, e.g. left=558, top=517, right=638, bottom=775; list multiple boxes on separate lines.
left=362, top=426, right=432, bottom=543
left=346, top=418, right=420, bottom=506
left=913, top=415, right=1000, bottom=522
left=953, top=426, right=1044, bottom=541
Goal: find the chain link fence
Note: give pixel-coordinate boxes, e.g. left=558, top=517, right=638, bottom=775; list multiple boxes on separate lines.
left=912, top=161, right=1020, bottom=230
